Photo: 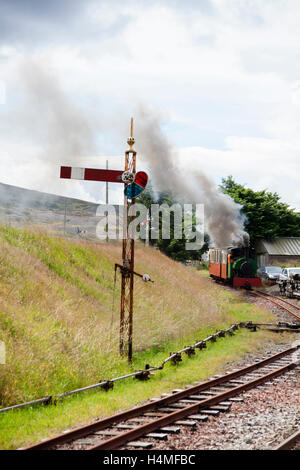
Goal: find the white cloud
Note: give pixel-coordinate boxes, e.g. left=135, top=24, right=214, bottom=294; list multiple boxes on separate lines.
left=0, top=0, right=299, bottom=211
left=178, top=137, right=300, bottom=210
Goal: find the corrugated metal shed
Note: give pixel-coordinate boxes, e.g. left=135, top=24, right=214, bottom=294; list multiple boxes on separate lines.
left=258, top=238, right=300, bottom=255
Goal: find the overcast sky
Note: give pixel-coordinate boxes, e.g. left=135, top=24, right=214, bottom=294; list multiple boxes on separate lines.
left=0, top=0, right=299, bottom=209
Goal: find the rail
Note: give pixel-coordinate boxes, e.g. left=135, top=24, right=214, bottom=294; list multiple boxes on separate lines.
left=23, top=345, right=300, bottom=450
left=0, top=322, right=248, bottom=414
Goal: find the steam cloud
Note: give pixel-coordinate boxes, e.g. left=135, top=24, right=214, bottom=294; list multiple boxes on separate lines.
left=1, top=63, right=249, bottom=247
left=135, top=106, right=249, bottom=248
left=0, top=60, right=101, bottom=204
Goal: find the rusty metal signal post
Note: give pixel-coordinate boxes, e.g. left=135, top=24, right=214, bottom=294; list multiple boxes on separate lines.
left=120, top=118, right=136, bottom=360
left=60, top=118, right=149, bottom=362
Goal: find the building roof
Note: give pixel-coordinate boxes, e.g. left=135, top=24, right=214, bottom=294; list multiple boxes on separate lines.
left=256, top=237, right=300, bottom=256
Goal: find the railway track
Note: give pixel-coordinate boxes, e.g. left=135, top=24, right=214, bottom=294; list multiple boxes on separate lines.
left=274, top=428, right=300, bottom=450
left=23, top=345, right=300, bottom=451
left=251, top=290, right=300, bottom=322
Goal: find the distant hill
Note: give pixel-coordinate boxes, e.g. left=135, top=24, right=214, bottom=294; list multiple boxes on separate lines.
left=0, top=182, right=119, bottom=240
left=0, top=181, right=98, bottom=213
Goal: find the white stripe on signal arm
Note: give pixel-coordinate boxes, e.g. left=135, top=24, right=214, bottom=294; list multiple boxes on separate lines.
left=71, top=167, right=85, bottom=180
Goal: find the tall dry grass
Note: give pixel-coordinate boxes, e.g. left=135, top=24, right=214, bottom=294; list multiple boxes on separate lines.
left=0, top=225, right=262, bottom=406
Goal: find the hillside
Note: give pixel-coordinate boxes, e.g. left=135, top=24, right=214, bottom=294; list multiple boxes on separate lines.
left=0, top=181, right=119, bottom=240
left=0, top=225, right=273, bottom=409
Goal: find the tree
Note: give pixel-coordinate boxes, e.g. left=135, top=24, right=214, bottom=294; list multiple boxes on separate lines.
left=137, top=183, right=209, bottom=260
left=220, top=176, right=300, bottom=247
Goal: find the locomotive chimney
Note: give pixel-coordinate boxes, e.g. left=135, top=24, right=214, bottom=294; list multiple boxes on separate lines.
left=242, top=233, right=250, bottom=259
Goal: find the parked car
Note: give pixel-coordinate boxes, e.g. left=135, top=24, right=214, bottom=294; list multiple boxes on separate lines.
left=279, top=267, right=300, bottom=281
left=257, top=266, right=282, bottom=281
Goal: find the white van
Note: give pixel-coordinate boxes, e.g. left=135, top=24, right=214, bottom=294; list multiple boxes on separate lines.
left=279, top=267, right=300, bottom=280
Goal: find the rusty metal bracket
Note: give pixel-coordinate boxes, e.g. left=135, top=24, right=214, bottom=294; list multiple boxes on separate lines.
left=171, top=352, right=182, bottom=365
left=185, top=347, right=196, bottom=357
left=43, top=395, right=53, bottom=406
left=135, top=370, right=152, bottom=381
left=100, top=381, right=114, bottom=391
left=115, top=263, right=154, bottom=282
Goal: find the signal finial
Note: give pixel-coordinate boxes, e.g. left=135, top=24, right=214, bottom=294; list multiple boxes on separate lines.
left=127, top=117, right=135, bottom=149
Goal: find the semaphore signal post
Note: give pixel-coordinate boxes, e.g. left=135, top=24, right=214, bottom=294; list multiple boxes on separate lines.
left=120, top=118, right=136, bottom=361
left=60, top=118, right=150, bottom=362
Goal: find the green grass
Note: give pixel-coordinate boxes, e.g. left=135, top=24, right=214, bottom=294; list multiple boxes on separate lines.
left=0, top=326, right=290, bottom=450
left=0, top=224, right=286, bottom=449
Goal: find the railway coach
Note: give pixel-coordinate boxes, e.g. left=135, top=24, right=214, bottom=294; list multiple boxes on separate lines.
left=209, top=246, right=262, bottom=289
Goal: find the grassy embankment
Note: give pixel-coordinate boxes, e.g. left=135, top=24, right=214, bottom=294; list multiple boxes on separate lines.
left=0, top=225, right=285, bottom=449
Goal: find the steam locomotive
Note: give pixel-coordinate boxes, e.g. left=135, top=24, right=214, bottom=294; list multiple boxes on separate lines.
left=209, top=246, right=262, bottom=289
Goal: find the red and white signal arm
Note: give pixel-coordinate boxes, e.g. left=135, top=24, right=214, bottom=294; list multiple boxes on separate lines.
left=60, top=166, right=123, bottom=183
left=61, top=166, right=148, bottom=198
